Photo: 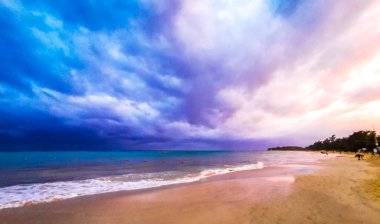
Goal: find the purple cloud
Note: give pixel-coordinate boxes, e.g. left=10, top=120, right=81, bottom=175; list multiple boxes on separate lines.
left=0, top=0, right=380, bottom=150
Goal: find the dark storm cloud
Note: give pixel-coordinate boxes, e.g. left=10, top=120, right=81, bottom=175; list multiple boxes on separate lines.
left=0, top=0, right=379, bottom=150
left=0, top=4, right=80, bottom=94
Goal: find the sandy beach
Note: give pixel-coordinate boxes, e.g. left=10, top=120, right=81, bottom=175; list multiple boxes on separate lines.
left=1, top=153, right=379, bottom=224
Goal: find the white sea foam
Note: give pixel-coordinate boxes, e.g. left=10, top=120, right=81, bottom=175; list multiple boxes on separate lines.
left=0, top=162, right=264, bottom=209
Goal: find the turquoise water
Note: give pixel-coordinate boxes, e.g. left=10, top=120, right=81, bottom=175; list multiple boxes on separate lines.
left=0, top=150, right=328, bottom=209
left=0, top=150, right=257, bottom=187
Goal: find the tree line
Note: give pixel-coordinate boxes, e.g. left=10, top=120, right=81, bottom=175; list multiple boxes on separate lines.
left=267, top=146, right=304, bottom=151
left=306, top=130, right=380, bottom=152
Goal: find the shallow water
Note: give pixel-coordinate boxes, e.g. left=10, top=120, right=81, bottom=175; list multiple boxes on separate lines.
left=0, top=150, right=328, bottom=209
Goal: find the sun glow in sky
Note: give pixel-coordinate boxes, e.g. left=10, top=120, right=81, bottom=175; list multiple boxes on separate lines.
left=0, top=0, right=380, bottom=150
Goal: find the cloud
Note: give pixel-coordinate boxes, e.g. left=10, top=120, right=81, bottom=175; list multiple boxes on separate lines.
left=0, top=0, right=380, bottom=150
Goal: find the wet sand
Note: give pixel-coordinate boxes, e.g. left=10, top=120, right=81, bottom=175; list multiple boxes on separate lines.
left=1, top=153, right=379, bottom=224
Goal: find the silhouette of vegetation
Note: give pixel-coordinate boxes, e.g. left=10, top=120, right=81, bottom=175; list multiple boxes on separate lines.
left=267, top=146, right=304, bottom=151
left=307, top=130, right=380, bottom=152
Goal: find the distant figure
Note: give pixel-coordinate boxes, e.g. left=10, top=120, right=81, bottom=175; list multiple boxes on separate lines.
left=355, top=149, right=364, bottom=160
left=373, top=148, right=378, bottom=158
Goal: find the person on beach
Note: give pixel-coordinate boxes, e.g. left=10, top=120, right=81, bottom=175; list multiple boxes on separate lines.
left=375, top=147, right=380, bottom=157
left=372, top=148, right=378, bottom=158
left=355, top=149, right=364, bottom=160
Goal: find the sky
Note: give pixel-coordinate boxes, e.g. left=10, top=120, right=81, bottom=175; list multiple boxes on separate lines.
left=0, top=0, right=380, bottom=150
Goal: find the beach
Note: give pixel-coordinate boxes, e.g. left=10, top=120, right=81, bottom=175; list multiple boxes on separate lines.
left=1, top=153, right=379, bottom=224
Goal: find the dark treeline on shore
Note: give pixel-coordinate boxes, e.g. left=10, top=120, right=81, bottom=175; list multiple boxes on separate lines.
left=306, top=130, right=379, bottom=152
left=267, top=146, right=304, bottom=151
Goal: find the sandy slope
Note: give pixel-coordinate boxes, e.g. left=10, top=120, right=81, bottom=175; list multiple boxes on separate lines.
left=248, top=154, right=380, bottom=224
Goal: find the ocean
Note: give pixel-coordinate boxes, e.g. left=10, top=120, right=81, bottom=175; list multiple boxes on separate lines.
left=0, top=150, right=325, bottom=209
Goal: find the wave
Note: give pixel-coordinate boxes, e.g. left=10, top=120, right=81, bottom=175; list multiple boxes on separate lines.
left=0, top=162, right=263, bottom=209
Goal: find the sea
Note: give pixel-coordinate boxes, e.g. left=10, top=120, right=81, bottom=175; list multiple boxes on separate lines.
left=0, top=150, right=326, bottom=209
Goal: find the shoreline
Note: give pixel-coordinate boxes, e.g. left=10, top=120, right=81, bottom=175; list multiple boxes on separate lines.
left=0, top=151, right=325, bottom=210
left=0, top=163, right=315, bottom=210
left=1, top=153, right=379, bottom=223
